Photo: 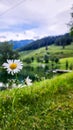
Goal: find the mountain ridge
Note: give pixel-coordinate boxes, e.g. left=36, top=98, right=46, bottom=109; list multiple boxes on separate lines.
left=9, top=39, right=34, bottom=49
left=19, top=33, right=73, bottom=51
left=0, top=39, right=34, bottom=50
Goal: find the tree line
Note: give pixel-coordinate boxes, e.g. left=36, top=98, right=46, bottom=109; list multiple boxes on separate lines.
left=19, top=33, right=73, bottom=51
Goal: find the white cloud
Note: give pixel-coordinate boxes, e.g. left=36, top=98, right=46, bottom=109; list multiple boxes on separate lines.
left=0, top=30, right=37, bottom=41
left=0, top=0, right=73, bottom=41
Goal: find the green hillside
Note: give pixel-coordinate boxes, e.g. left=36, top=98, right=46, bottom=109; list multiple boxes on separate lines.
left=60, top=57, right=73, bottom=69
left=19, top=33, right=72, bottom=51
left=20, top=43, right=73, bottom=61
left=19, top=43, right=73, bottom=76
left=0, top=72, right=73, bottom=130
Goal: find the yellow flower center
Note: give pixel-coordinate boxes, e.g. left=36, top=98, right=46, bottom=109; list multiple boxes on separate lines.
left=10, top=63, right=17, bottom=70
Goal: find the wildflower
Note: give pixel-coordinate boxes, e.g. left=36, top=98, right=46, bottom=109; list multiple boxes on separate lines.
left=0, top=82, right=5, bottom=88
left=0, top=82, right=4, bottom=87
left=3, top=59, right=23, bottom=75
left=25, top=76, right=32, bottom=86
left=0, top=82, right=6, bottom=90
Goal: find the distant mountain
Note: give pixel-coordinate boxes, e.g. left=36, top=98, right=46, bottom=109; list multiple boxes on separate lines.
left=19, top=33, right=73, bottom=51
left=9, top=40, right=34, bottom=49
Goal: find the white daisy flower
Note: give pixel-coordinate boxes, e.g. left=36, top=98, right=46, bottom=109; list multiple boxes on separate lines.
left=0, top=82, right=4, bottom=87
left=2, top=59, right=23, bottom=75
left=25, top=76, right=32, bottom=86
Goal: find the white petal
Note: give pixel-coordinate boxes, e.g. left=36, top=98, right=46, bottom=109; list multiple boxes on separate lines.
left=2, top=63, right=9, bottom=67
left=7, top=60, right=13, bottom=64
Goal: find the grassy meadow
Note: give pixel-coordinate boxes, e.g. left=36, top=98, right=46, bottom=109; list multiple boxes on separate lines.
left=0, top=72, right=73, bottom=130
left=0, top=43, right=73, bottom=130
left=60, top=57, right=73, bottom=69
left=18, top=43, right=73, bottom=80
left=20, top=43, right=73, bottom=60
left=20, top=43, right=73, bottom=69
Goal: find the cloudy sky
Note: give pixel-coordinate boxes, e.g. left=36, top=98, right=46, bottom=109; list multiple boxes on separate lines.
left=0, top=0, right=73, bottom=41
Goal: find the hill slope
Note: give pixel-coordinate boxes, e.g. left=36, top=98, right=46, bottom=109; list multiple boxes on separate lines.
left=19, top=33, right=72, bottom=51
left=0, top=72, right=73, bottom=130
left=20, top=43, right=73, bottom=60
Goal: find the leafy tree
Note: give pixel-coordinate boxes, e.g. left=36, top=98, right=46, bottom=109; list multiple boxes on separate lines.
left=31, top=57, right=34, bottom=62
left=0, top=42, right=19, bottom=65
left=69, top=63, right=73, bottom=70
left=69, top=6, right=73, bottom=36
left=54, top=57, right=59, bottom=64
left=51, top=62, right=54, bottom=69
left=65, top=60, right=69, bottom=70
left=45, top=45, right=48, bottom=50
left=24, top=58, right=32, bottom=64
left=70, top=27, right=73, bottom=36
left=55, top=34, right=72, bottom=48
left=44, top=54, right=49, bottom=63
left=37, top=57, right=44, bottom=63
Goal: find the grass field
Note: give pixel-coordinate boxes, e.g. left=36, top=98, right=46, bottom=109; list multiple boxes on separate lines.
left=60, top=57, right=73, bottom=69
left=19, top=43, right=73, bottom=68
left=0, top=72, right=73, bottom=130
left=20, top=43, right=73, bottom=60
left=19, top=44, right=73, bottom=73
left=1, top=43, right=73, bottom=130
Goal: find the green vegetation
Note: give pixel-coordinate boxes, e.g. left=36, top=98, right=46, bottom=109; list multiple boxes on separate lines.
left=0, top=42, right=19, bottom=65
left=18, top=43, right=73, bottom=81
left=0, top=42, right=73, bottom=82
left=0, top=72, right=73, bottom=130
left=69, top=6, right=73, bottom=36
left=20, top=43, right=73, bottom=61
left=19, top=33, right=72, bottom=51
left=60, top=57, right=73, bottom=69
left=0, top=39, right=73, bottom=130
left=0, top=8, right=73, bottom=129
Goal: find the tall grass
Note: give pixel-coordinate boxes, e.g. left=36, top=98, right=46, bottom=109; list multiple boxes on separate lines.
left=0, top=72, right=73, bottom=130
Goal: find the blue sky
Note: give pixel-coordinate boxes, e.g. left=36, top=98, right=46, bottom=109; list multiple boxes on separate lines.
left=0, top=0, right=73, bottom=41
